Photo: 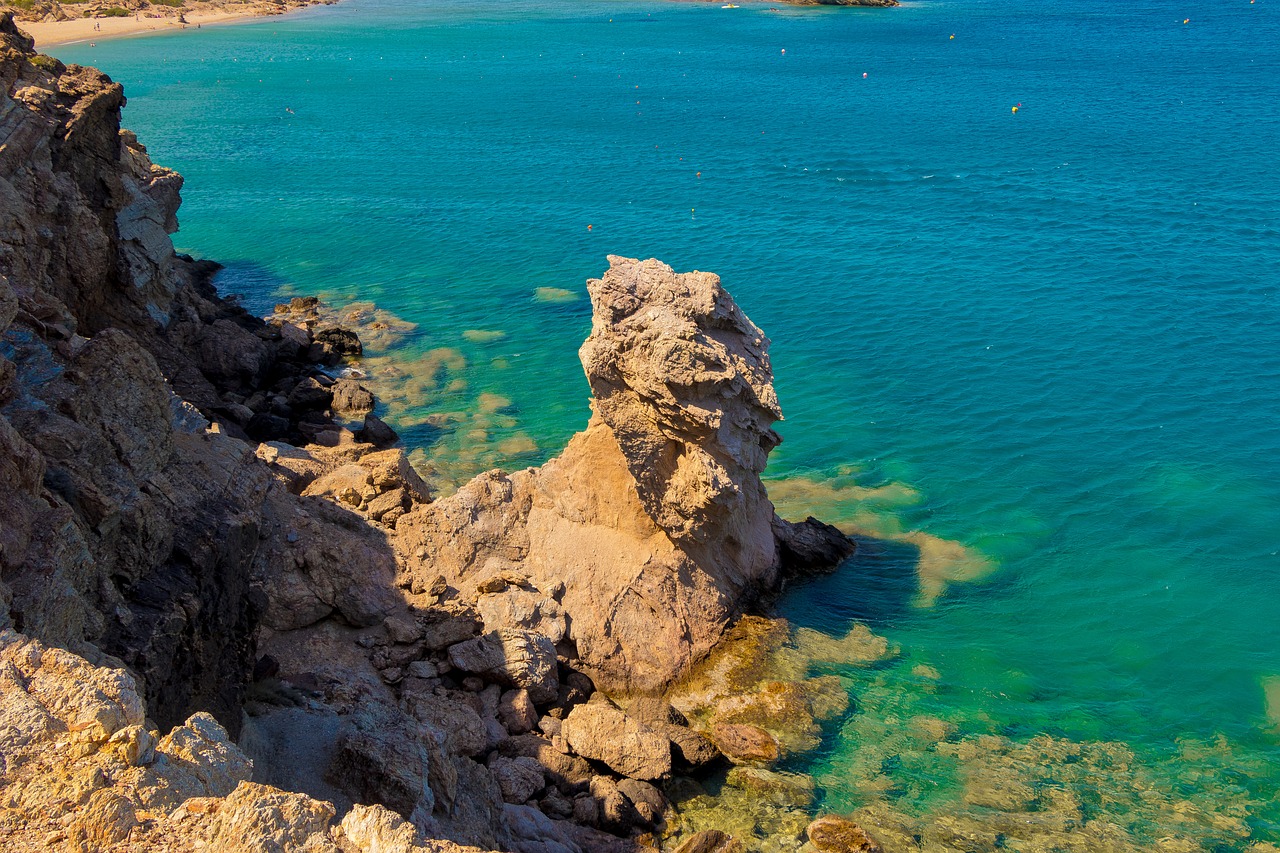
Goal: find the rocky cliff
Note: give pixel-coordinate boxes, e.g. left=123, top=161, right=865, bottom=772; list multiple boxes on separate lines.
left=1, top=13, right=856, bottom=852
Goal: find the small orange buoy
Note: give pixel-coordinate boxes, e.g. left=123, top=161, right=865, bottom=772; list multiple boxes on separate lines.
left=587, top=224, right=593, bottom=231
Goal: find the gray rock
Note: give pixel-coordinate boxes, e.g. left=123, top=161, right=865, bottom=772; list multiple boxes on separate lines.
left=572, top=792, right=600, bottom=828
left=499, top=689, right=538, bottom=735
left=327, top=715, right=433, bottom=824
left=491, top=756, right=546, bottom=804
left=616, top=778, right=667, bottom=825
left=331, top=378, right=375, bottom=416
left=502, top=803, right=581, bottom=853
left=540, top=788, right=575, bottom=820
left=357, top=414, right=399, bottom=448
left=421, top=613, right=482, bottom=651
left=403, top=691, right=488, bottom=757
left=448, top=629, right=559, bottom=704
left=406, top=661, right=438, bottom=680
left=287, top=376, right=333, bottom=410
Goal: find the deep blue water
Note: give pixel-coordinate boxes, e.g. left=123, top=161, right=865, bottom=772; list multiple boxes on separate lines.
left=50, top=0, right=1280, bottom=844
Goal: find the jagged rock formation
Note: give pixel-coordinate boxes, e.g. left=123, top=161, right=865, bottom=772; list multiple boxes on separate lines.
left=396, top=256, right=852, bottom=696
left=0, top=16, right=508, bottom=851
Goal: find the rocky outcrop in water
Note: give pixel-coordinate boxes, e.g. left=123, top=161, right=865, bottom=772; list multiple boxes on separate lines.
left=396, top=256, right=852, bottom=696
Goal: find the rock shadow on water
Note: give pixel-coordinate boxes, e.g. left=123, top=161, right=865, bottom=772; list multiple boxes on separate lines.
left=393, top=419, right=448, bottom=450
left=782, top=534, right=922, bottom=634
left=210, top=260, right=294, bottom=317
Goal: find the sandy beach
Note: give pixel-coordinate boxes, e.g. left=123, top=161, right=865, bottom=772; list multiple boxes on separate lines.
left=16, top=0, right=333, bottom=50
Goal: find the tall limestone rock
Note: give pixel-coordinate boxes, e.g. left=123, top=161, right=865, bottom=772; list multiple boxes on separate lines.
left=397, top=257, right=839, bottom=695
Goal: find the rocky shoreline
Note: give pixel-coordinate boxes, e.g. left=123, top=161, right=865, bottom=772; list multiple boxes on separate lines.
left=0, top=14, right=877, bottom=852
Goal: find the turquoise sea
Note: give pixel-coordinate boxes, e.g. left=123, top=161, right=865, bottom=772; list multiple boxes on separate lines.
left=52, top=0, right=1280, bottom=847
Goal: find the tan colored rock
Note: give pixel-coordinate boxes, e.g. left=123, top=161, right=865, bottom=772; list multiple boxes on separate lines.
left=712, top=680, right=821, bottom=755
left=652, top=721, right=721, bottom=768
left=793, top=624, right=895, bottom=666
left=495, top=733, right=594, bottom=793
left=476, top=587, right=566, bottom=644
left=806, top=815, right=883, bottom=853
left=498, top=688, right=538, bottom=735
left=724, top=766, right=814, bottom=809
left=672, top=830, right=744, bottom=853
left=397, top=258, right=791, bottom=696
left=332, top=377, right=376, bottom=416
left=65, top=788, right=137, bottom=849
left=203, top=781, right=338, bottom=853
left=710, top=723, right=780, bottom=764
left=561, top=701, right=671, bottom=781
left=140, top=711, right=253, bottom=809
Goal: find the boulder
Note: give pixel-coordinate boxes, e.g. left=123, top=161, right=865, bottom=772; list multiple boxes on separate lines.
left=561, top=701, right=671, bottom=781
left=327, top=714, right=434, bottom=822
left=312, top=327, right=363, bottom=364
left=772, top=515, right=856, bottom=574
left=496, top=734, right=594, bottom=793
left=710, top=723, right=780, bottom=765
left=288, top=376, right=334, bottom=410
left=332, top=378, right=375, bottom=416
left=653, top=721, right=721, bottom=768
left=673, top=830, right=744, bottom=853
left=476, top=587, right=567, bottom=643
left=203, top=782, right=337, bottom=853
left=616, top=778, right=667, bottom=825
left=447, top=629, right=559, bottom=704
left=806, top=816, right=883, bottom=853
left=357, top=414, right=399, bottom=447
left=725, top=766, right=815, bottom=809
left=491, top=755, right=546, bottom=804
left=499, top=688, right=539, bottom=735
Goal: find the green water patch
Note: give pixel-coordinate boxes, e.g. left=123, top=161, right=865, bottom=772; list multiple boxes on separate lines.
left=662, top=610, right=1280, bottom=852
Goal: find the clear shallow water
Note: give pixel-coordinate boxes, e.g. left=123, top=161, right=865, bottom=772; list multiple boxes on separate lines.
left=52, top=0, right=1280, bottom=845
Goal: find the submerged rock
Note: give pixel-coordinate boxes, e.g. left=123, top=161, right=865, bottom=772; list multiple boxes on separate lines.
left=806, top=816, right=883, bottom=853
left=711, top=723, right=781, bottom=765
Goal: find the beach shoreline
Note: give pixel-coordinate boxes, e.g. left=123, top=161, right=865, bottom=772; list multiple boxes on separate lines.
left=17, top=0, right=333, bottom=49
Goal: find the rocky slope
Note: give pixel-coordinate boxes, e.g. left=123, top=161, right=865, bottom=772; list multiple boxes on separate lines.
left=1, top=13, right=860, bottom=852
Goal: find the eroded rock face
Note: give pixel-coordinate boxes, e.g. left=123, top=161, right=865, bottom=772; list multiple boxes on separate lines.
left=397, top=257, right=849, bottom=696
left=577, top=256, right=782, bottom=577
